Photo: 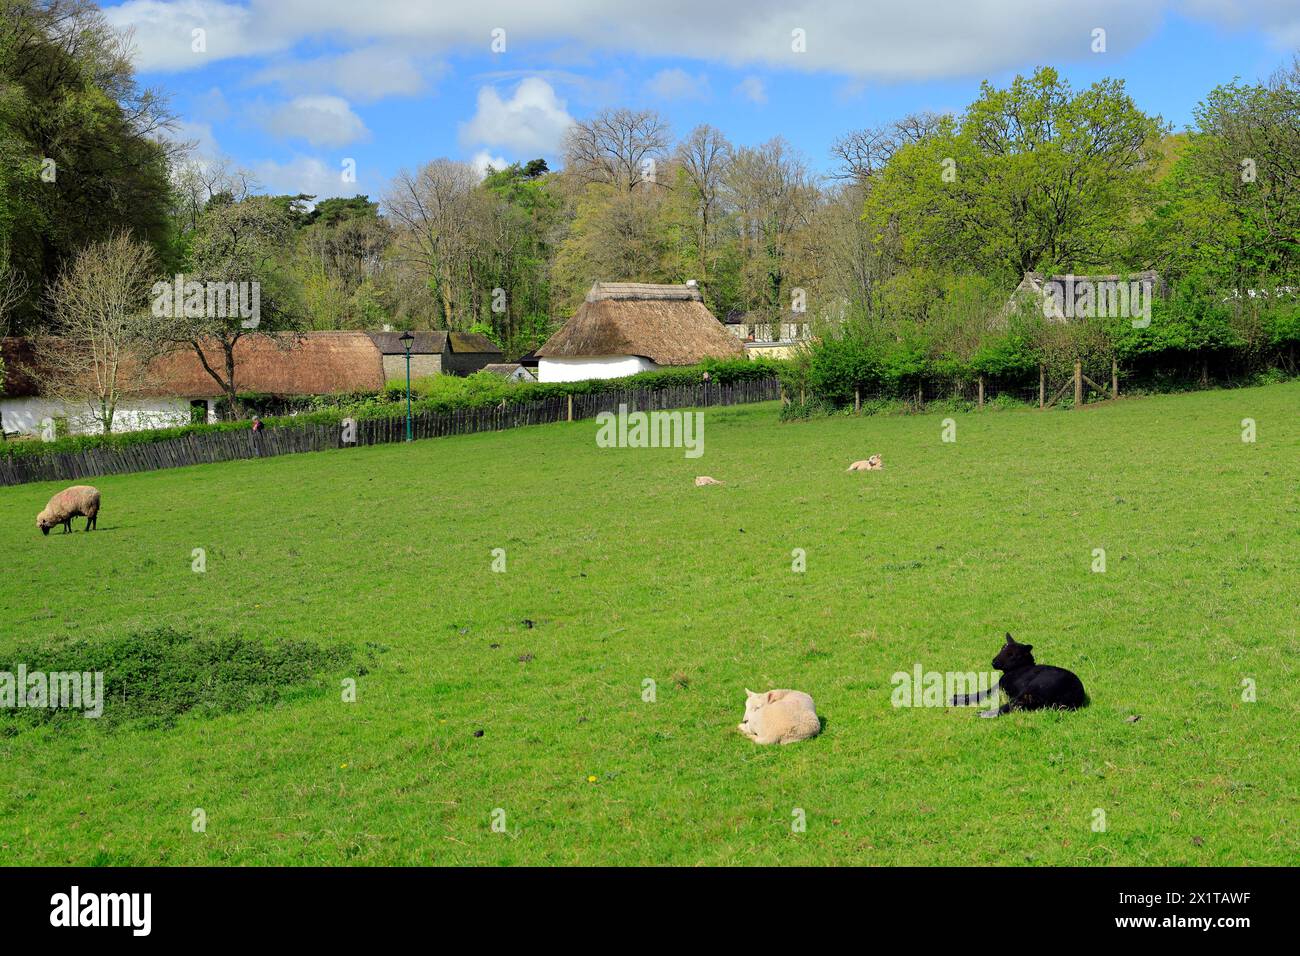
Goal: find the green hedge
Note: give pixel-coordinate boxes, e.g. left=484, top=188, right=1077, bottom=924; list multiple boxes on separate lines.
left=797, top=291, right=1300, bottom=409
left=0, top=358, right=786, bottom=462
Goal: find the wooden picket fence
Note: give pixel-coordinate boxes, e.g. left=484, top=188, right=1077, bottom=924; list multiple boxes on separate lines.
left=0, top=378, right=781, bottom=486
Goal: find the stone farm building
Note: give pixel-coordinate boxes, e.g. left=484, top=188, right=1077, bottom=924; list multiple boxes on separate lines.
left=367, top=330, right=502, bottom=380
left=535, top=281, right=742, bottom=383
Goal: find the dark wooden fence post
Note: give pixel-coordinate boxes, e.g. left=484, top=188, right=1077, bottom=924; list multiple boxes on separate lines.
left=1074, top=360, right=1083, bottom=408
left=1039, top=364, right=1046, bottom=409
left=977, top=376, right=985, bottom=410
left=1111, top=357, right=1119, bottom=399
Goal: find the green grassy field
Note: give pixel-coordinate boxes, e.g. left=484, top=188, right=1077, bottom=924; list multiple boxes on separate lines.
left=1, top=382, right=1297, bottom=865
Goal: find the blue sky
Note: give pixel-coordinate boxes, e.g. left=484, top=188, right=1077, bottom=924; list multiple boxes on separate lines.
left=103, top=1, right=1300, bottom=204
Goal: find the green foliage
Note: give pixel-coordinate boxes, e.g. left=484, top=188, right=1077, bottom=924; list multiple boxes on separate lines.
left=865, top=68, right=1166, bottom=281
left=1146, top=61, right=1300, bottom=290
left=0, top=627, right=354, bottom=732
left=0, top=1, right=175, bottom=331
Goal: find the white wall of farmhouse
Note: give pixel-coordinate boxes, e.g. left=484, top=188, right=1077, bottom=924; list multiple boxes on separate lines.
left=0, top=396, right=199, bottom=437
left=537, top=355, right=658, bottom=383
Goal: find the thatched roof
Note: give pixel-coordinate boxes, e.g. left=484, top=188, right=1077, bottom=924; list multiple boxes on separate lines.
left=149, top=332, right=386, bottom=396
left=368, top=331, right=448, bottom=354
left=0, top=337, right=42, bottom=397
left=585, top=282, right=702, bottom=302
left=536, top=282, right=742, bottom=365
left=3, top=332, right=387, bottom=399
left=1006, top=271, right=1164, bottom=321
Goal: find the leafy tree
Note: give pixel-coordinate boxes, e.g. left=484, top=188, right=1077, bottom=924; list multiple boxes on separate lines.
left=866, top=68, right=1167, bottom=282
left=0, top=0, right=178, bottom=330
left=33, top=231, right=160, bottom=433
left=1146, top=58, right=1300, bottom=290
left=148, top=196, right=302, bottom=417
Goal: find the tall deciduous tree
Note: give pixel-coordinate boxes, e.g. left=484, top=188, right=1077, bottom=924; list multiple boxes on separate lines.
left=384, top=159, right=480, bottom=328
left=563, top=108, right=671, bottom=191
left=149, top=196, right=300, bottom=418
left=33, top=231, right=159, bottom=433
left=676, top=124, right=731, bottom=282
left=0, top=0, right=178, bottom=330
left=721, top=137, right=819, bottom=316
left=865, top=68, right=1166, bottom=281
left=1146, top=57, right=1300, bottom=290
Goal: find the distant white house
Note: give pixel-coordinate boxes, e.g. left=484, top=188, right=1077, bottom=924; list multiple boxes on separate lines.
left=535, top=281, right=743, bottom=383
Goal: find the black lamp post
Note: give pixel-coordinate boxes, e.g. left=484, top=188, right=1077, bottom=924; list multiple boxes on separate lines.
left=400, top=331, right=414, bottom=442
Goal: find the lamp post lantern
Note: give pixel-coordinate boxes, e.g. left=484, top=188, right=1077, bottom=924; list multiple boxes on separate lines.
left=400, top=331, right=414, bottom=442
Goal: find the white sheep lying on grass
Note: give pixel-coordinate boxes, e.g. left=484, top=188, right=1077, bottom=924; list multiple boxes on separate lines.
left=847, top=455, right=883, bottom=471
left=37, top=485, right=101, bottom=535
left=737, top=688, right=821, bottom=744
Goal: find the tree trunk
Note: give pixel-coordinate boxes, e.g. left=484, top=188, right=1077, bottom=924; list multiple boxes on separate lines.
left=224, top=342, right=243, bottom=419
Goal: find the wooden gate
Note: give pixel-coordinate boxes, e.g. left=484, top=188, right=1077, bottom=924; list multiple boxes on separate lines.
left=1039, top=359, right=1119, bottom=409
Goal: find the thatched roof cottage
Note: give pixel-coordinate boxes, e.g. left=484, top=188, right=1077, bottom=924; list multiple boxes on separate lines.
left=535, top=281, right=743, bottom=382
left=1003, top=271, right=1165, bottom=324
left=2, top=332, right=386, bottom=436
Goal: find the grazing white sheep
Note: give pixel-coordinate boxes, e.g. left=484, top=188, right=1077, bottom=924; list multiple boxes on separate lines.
left=37, top=485, right=100, bottom=535
left=847, top=454, right=883, bottom=471
left=737, top=688, right=821, bottom=745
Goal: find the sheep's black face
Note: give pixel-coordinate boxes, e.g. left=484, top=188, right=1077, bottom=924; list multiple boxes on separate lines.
left=40, top=524, right=50, bottom=536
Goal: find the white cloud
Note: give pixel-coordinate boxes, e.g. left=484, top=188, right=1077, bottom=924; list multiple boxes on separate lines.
left=252, top=156, right=370, bottom=202
left=106, top=1, right=1296, bottom=82
left=105, top=0, right=282, bottom=71
left=735, top=75, right=767, bottom=104
left=459, top=78, right=574, bottom=155
left=470, top=150, right=511, bottom=179
left=1181, top=0, right=1300, bottom=49
left=264, top=96, right=369, bottom=148
left=646, top=68, right=710, bottom=100
left=249, top=47, right=436, bottom=102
